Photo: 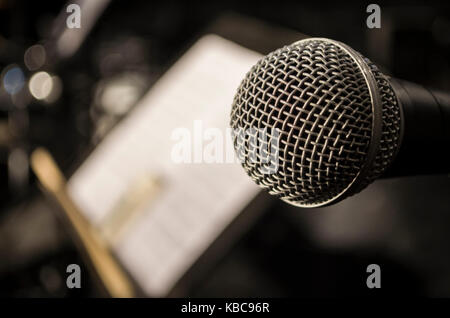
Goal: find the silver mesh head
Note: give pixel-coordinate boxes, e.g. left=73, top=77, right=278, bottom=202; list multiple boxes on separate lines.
left=230, top=38, right=403, bottom=207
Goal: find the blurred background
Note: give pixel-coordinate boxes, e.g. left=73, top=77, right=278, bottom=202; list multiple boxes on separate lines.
left=0, top=0, right=449, bottom=297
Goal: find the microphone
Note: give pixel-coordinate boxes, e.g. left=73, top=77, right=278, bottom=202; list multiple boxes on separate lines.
left=230, top=37, right=450, bottom=208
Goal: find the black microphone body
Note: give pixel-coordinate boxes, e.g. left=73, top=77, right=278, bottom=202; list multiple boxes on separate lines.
left=387, top=79, right=450, bottom=177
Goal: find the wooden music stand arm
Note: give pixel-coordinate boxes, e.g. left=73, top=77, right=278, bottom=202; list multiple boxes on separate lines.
left=30, top=148, right=135, bottom=298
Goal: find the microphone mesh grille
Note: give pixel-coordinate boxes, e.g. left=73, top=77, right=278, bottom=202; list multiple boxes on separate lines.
left=230, top=39, right=401, bottom=207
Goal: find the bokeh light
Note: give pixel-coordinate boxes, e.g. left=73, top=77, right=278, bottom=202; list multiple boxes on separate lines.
left=29, top=71, right=54, bottom=100
left=2, top=66, right=25, bottom=95
left=24, top=44, right=47, bottom=71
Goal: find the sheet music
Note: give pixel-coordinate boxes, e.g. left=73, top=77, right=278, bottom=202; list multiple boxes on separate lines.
left=67, top=35, right=262, bottom=296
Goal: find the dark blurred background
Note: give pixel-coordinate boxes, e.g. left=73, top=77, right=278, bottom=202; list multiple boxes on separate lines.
left=0, top=0, right=449, bottom=297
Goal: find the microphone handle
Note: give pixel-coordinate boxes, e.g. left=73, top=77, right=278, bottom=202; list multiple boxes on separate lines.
left=385, top=78, right=450, bottom=177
